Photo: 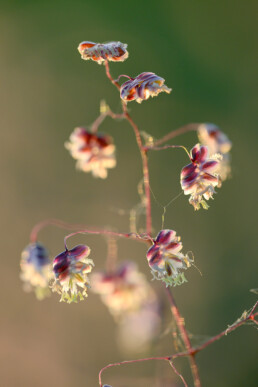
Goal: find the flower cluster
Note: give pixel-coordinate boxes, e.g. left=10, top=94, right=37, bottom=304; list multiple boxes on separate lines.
left=78, top=41, right=128, bottom=64
left=147, top=229, right=192, bottom=287
left=180, top=144, right=220, bottom=210
left=198, top=123, right=232, bottom=182
left=120, top=72, right=172, bottom=103
left=51, top=245, right=94, bottom=303
left=65, top=127, right=116, bottom=179
left=20, top=242, right=52, bottom=300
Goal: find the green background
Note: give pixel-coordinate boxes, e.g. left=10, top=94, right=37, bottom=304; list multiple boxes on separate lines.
left=1, top=1, right=257, bottom=386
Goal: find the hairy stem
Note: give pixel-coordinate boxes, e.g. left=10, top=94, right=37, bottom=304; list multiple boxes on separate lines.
left=166, top=287, right=201, bottom=387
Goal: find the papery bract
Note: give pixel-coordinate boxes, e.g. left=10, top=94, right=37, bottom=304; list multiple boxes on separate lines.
left=20, top=242, right=52, bottom=300
left=180, top=144, right=220, bottom=210
left=147, top=229, right=192, bottom=287
left=52, top=244, right=94, bottom=303
left=120, top=72, right=172, bottom=103
left=65, top=127, right=116, bottom=179
left=78, top=41, right=128, bottom=64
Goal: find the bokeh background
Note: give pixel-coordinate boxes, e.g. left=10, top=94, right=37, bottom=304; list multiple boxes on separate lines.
left=1, top=1, right=257, bottom=386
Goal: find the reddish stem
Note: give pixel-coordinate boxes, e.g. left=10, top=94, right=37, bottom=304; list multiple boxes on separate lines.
left=99, top=356, right=188, bottom=387
left=104, top=61, right=121, bottom=91
left=154, top=123, right=201, bottom=147
left=30, top=218, right=93, bottom=243
left=166, top=287, right=201, bottom=387
left=64, top=229, right=151, bottom=250
left=104, top=62, right=153, bottom=237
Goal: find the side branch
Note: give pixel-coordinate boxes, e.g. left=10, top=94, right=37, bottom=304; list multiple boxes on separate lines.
left=171, top=300, right=258, bottom=358
left=154, top=123, right=201, bottom=147
left=99, top=356, right=188, bottom=387
left=166, top=287, right=201, bottom=387
left=64, top=229, right=152, bottom=249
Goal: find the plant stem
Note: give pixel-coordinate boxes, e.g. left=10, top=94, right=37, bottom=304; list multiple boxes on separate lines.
left=64, top=228, right=151, bottom=250
left=154, top=123, right=201, bottom=147
left=166, top=287, right=201, bottom=387
left=123, top=108, right=152, bottom=237
left=99, top=356, right=188, bottom=387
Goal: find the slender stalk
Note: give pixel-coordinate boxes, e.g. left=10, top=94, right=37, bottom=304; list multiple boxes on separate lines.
left=154, top=123, right=201, bottom=147
left=123, top=108, right=152, bottom=236
left=166, top=287, right=201, bottom=387
left=64, top=229, right=151, bottom=250
left=99, top=356, right=188, bottom=387
left=30, top=218, right=94, bottom=243
left=104, top=61, right=121, bottom=91
left=145, top=144, right=191, bottom=160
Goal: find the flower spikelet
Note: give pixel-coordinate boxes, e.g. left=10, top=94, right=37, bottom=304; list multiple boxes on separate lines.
left=65, top=127, right=116, bottom=179
left=180, top=144, right=220, bottom=210
left=78, top=41, right=128, bottom=64
left=147, top=229, right=192, bottom=287
left=51, top=245, right=94, bottom=303
left=198, top=123, right=232, bottom=183
left=120, top=72, right=172, bottom=103
left=91, top=262, right=151, bottom=318
left=20, top=242, right=52, bottom=300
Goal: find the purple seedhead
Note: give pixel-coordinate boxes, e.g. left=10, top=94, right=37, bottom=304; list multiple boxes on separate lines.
left=65, top=127, right=116, bottom=179
left=120, top=72, right=171, bottom=103
left=51, top=244, right=94, bottom=303
left=147, top=229, right=192, bottom=287
left=180, top=144, right=220, bottom=210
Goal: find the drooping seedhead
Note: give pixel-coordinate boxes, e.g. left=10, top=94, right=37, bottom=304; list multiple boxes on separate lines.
left=78, top=41, right=128, bottom=64
left=198, top=123, right=232, bottom=182
left=147, top=229, right=192, bottom=287
left=65, top=127, right=116, bottom=179
left=120, top=72, right=172, bottom=103
left=51, top=244, right=94, bottom=303
left=180, top=144, right=220, bottom=210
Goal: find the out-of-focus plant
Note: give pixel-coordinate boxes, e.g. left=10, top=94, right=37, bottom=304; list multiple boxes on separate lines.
left=20, top=40, right=257, bottom=387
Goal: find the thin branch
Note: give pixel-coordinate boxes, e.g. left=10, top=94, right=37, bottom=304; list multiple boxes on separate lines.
left=99, top=356, right=187, bottom=387
left=165, top=287, right=201, bottom=387
left=145, top=144, right=191, bottom=159
left=171, top=300, right=258, bottom=358
left=64, top=229, right=151, bottom=250
left=104, top=61, right=121, bottom=91
left=153, top=123, right=201, bottom=147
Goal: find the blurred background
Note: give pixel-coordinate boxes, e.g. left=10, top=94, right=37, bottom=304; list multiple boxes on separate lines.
left=1, top=1, right=257, bottom=386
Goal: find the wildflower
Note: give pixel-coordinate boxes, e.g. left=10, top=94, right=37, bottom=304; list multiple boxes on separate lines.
left=120, top=72, right=172, bottom=103
left=51, top=244, right=94, bottom=303
left=78, top=41, right=128, bottom=64
left=198, top=123, right=232, bottom=182
left=65, top=127, right=116, bottom=179
left=91, top=262, right=150, bottom=318
left=20, top=242, right=52, bottom=300
left=180, top=144, right=220, bottom=210
left=147, top=229, right=192, bottom=287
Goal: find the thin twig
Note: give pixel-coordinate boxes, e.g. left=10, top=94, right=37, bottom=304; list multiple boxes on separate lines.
left=99, top=356, right=187, bottom=387
left=153, top=123, right=201, bottom=147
